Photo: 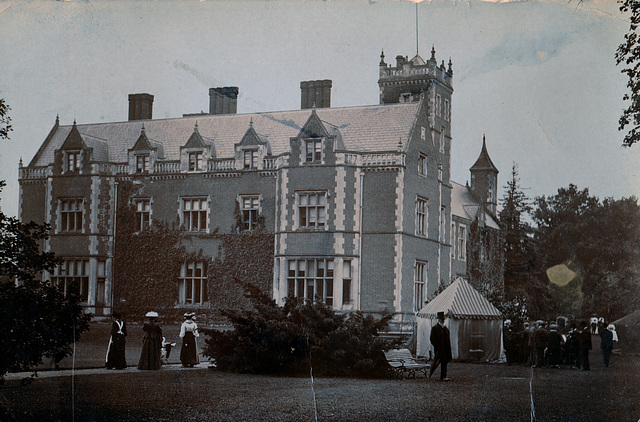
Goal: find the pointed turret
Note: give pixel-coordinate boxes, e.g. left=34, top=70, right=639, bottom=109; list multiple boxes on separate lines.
left=470, top=135, right=499, bottom=216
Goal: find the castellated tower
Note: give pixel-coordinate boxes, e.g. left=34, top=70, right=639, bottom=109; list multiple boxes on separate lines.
left=378, top=45, right=453, bottom=106
left=378, top=46, right=453, bottom=138
left=378, top=45, right=454, bottom=184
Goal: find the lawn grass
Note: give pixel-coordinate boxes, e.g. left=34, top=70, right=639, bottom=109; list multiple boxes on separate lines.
left=41, top=322, right=191, bottom=370
left=3, top=349, right=639, bottom=421
left=5, top=322, right=639, bottom=421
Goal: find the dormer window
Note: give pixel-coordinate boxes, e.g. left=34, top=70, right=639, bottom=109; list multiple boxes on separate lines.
left=66, top=151, right=81, bottom=173
left=243, top=150, right=258, bottom=169
left=129, top=125, right=162, bottom=175
left=189, top=152, right=203, bottom=171
left=136, top=154, right=150, bottom=173
left=305, top=139, right=322, bottom=163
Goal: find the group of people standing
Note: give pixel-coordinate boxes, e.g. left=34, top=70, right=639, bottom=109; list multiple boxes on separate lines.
left=105, top=311, right=200, bottom=370
left=504, top=318, right=618, bottom=370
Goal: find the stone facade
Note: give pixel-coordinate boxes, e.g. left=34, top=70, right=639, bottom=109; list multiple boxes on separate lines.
left=18, top=47, right=502, bottom=326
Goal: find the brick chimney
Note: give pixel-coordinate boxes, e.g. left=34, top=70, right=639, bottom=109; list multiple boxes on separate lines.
left=300, top=80, right=332, bottom=109
left=128, top=93, right=154, bottom=121
left=209, top=87, right=238, bottom=115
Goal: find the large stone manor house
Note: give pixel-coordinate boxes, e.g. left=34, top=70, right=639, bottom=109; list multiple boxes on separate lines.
left=18, top=46, right=502, bottom=324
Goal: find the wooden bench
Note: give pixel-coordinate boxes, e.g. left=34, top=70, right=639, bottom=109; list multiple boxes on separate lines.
left=383, top=348, right=430, bottom=379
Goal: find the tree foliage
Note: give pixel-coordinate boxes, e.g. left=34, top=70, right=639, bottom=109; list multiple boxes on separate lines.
left=0, top=179, right=91, bottom=377
left=532, top=184, right=640, bottom=320
left=0, top=98, right=12, bottom=141
left=203, top=281, right=395, bottom=377
left=113, top=182, right=187, bottom=321
left=616, top=0, right=640, bottom=147
left=466, top=221, right=504, bottom=306
left=497, top=164, right=549, bottom=317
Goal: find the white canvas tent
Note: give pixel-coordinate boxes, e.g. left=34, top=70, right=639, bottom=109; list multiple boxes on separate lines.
left=417, top=278, right=504, bottom=361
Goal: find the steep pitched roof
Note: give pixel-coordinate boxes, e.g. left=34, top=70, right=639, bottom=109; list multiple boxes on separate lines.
left=81, top=134, right=109, bottom=162
left=60, top=123, right=85, bottom=150
left=130, top=126, right=165, bottom=159
left=31, top=103, right=421, bottom=166
left=470, top=136, right=498, bottom=172
left=451, top=181, right=499, bottom=229
left=417, top=278, right=502, bottom=320
left=183, top=123, right=214, bottom=149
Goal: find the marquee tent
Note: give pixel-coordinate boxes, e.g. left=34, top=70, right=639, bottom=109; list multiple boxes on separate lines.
left=613, top=310, right=640, bottom=350
left=416, top=278, right=504, bottom=361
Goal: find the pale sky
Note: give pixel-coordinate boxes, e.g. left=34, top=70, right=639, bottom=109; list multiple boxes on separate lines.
left=0, top=0, right=637, bottom=218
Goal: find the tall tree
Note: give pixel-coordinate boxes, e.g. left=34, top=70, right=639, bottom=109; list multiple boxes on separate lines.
left=533, top=185, right=640, bottom=320
left=616, top=0, right=640, bottom=147
left=497, top=164, right=547, bottom=317
left=0, top=100, right=90, bottom=377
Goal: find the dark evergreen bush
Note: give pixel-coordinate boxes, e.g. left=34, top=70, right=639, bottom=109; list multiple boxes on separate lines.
left=203, top=281, right=396, bottom=378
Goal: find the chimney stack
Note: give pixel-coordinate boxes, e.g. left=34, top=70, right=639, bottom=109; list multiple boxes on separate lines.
left=209, top=87, right=238, bottom=115
left=128, top=93, right=154, bottom=121
left=300, top=80, right=332, bottom=109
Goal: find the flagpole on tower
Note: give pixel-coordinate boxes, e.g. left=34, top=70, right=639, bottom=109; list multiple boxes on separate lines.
left=416, top=1, right=419, bottom=55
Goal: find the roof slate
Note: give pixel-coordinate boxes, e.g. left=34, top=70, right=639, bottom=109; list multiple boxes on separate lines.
left=32, top=103, right=421, bottom=166
left=451, top=182, right=499, bottom=229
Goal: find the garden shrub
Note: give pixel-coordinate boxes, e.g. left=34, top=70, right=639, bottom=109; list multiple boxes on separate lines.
left=203, top=281, right=396, bottom=378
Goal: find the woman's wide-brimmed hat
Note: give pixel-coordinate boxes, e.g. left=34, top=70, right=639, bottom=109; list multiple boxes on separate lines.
left=145, top=311, right=159, bottom=318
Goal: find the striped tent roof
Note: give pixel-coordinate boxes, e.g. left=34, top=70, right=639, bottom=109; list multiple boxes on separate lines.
left=417, top=278, right=502, bottom=320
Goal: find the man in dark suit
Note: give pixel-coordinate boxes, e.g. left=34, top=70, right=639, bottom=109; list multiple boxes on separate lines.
left=429, top=311, right=452, bottom=381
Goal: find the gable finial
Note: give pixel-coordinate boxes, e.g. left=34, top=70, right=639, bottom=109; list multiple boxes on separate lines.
left=56, top=114, right=59, bottom=124
left=250, top=117, right=253, bottom=128
left=19, top=157, right=23, bottom=168
left=397, top=136, right=403, bottom=151
left=73, top=118, right=77, bottom=126
left=194, top=121, right=199, bottom=132
left=448, top=57, right=453, bottom=73
left=431, top=45, right=436, bottom=61
left=141, top=123, right=146, bottom=134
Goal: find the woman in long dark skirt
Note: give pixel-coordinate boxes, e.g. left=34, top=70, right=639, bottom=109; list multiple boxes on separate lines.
left=105, top=312, right=127, bottom=369
left=179, top=313, right=199, bottom=367
left=137, top=311, right=163, bottom=370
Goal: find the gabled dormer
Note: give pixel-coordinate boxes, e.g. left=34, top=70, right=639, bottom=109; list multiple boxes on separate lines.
left=180, top=122, right=214, bottom=172
left=234, top=119, right=271, bottom=170
left=289, top=110, right=338, bottom=166
left=128, top=125, right=163, bottom=174
left=58, top=121, right=86, bottom=174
